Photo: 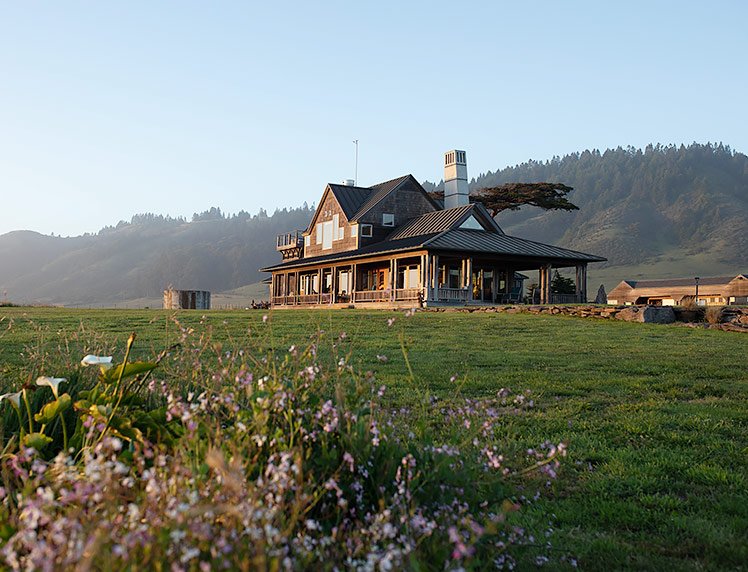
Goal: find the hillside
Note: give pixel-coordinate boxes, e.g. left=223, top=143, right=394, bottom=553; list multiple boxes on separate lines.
left=1, top=143, right=746, bottom=306
left=0, top=207, right=312, bottom=306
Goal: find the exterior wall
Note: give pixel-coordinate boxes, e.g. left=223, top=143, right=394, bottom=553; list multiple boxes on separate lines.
left=303, top=190, right=358, bottom=258
left=163, top=289, right=211, bottom=310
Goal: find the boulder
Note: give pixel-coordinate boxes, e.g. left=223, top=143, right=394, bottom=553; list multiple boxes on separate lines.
left=615, top=305, right=675, bottom=324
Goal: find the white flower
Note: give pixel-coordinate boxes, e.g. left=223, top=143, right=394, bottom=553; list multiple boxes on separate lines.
left=0, top=391, right=22, bottom=409
left=80, top=355, right=113, bottom=370
left=36, top=377, right=67, bottom=399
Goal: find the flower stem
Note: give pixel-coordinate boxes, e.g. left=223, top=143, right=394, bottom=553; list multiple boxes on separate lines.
left=22, top=389, right=33, bottom=434
left=59, top=412, right=69, bottom=451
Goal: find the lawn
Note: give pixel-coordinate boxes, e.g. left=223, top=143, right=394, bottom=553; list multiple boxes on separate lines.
left=0, top=306, right=746, bottom=570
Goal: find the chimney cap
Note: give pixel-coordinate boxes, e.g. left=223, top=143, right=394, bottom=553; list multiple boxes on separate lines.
left=342, top=179, right=355, bottom=186
left=444, top=150, right=467, bottom=166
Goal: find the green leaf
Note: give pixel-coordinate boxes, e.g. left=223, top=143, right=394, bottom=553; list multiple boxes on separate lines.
left=34, top=394, right=72, bottom=424
left=101, top=361, right=158, bottom=384
left=22, top=432, right=53, bottom=451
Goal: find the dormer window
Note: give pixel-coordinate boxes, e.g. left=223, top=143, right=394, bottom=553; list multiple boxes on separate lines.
left=382, top=213, right=394, bottom=227
left=360, top=224, right=373, bottom=237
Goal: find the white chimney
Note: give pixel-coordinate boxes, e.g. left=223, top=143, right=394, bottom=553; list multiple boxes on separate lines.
left=342, top=179, right=355, bottom=186
left=444, top=150, right=469, bottom=209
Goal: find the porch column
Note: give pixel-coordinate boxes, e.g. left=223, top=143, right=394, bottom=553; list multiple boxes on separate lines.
left=540, top=264, right=552, bottom=304
left=317, top=268, right=323, bottom=304
left=351, top=264, right=357, bottom=302
left=432, top=254, right=439, bottom=301
left=466, top=257, right=473, bottom=302
left=575, top=263, right=588, bottom=303
left=392, top=258, right=398, bottom=302
left=331, top=267, right=337, bottom=304
left=423, top=254, right=431, bottom=302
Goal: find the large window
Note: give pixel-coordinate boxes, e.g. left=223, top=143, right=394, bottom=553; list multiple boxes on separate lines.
left=360, top=224, right=373, bottom=237
left=382, top=213, right=394, bottom=227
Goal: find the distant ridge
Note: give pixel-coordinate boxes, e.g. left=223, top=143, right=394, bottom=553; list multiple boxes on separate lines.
left=1, top=143, right=746, bottom=306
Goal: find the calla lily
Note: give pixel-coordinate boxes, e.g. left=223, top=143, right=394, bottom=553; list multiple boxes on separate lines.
left=0, top=391, right=22, bottom=409
left=36, top=376, right=67, bottom=399
left=81, top=355, right=113, bottom=370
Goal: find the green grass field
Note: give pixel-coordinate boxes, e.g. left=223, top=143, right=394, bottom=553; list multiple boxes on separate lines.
left=1, top=307, right=746, bottom=570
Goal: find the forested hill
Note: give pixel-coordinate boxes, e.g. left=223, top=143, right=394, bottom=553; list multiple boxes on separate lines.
left=1, top=143, right=746, bottom=306
left=0, top=206, right=313, bottom=306
left=425, top=143, right=748, bottom=270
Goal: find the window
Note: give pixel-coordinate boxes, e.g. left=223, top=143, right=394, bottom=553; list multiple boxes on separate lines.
left=382, top=213, right=394, bottom=227
left=338, top=226, right=344, bottom=240
left=304, top=235, right=310, bottom=247
left=332, top=214, right=340, bottom=240
left=350, top=225, right=358, bottom=238
left=360, top=224, right=373, bottom=237
left=322, top=221, right=333, bottom=250
left=316, top=224, right=322, bottom=244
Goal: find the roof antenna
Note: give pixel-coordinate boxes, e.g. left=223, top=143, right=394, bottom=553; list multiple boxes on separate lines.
left=353, top=139, right=359, bottom=186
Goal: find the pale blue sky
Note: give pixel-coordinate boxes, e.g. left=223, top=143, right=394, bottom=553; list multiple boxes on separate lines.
left=1, top=1, right=746, bottom=237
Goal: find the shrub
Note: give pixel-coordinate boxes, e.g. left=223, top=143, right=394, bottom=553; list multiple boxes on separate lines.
left=704, top=306, right=724, bottom=324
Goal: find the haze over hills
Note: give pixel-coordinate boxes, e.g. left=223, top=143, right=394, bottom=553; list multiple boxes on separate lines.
left=1, top=143, right=746, bottom=306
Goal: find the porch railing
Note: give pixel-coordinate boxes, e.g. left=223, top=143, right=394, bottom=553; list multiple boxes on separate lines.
left=396, top=288, right=421, bottom=301
left=353, top=290, right=391, bottom=303
left=436, top=288, right=468, bottom=302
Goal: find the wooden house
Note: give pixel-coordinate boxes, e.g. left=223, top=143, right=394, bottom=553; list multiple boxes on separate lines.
left=262, top=150, right=606, bottom=308
left=608, top=274, right=748, bottom=306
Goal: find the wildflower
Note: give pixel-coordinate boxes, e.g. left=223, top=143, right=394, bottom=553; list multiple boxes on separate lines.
left=376, top=354, right=388, bottom=363
left=262, top=314, right=268, bottom=323
left=35, top=376, right=66, bottom=399
left=80, top=354, right=113, bottom=370
left=387, top=317, right=396, bottom=327
left=0, top=391, right=22, bottom=409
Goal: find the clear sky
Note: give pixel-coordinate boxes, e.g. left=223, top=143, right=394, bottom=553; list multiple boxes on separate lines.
left=1, top=1, right=746, bottom=237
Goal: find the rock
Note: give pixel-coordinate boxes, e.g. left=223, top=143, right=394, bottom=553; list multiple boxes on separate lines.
left=615, top=305, right=675, bottom=324
left=615, top=307, right=640, bottom=321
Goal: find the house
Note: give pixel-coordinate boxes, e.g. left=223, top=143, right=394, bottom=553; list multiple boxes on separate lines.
left=262, top=150, right=606, bottom=308
left=608, top=274, right=748, bottom=306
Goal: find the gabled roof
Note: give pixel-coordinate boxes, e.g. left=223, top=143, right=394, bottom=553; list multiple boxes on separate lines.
left=349, top=174, right=439, bottom=221
left=327, top=184, right=374, bottom=219
left=386, top=203, right=502, bottom=241
left=623, top=276, right=741, bottom=289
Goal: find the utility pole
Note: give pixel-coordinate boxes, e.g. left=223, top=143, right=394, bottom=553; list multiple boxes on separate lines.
left=353, top=139, right=359, bottom=186
left=694, top=276, right=700, bottom=305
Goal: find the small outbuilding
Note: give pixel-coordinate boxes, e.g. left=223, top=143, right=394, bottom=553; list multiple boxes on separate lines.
left=607, top=274, right=748, bottom=306
left=163, top=288, right=211, bottom=310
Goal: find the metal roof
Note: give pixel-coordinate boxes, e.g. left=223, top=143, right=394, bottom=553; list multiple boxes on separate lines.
left=327, top=184, right=374, bottom=219
left=387, top=204, right=474, bottom=240
left=424, top=229, right=606, bottom=262
left=387, top=203, right=503, bottom=240
left=262, top=228, right=605, bottom=273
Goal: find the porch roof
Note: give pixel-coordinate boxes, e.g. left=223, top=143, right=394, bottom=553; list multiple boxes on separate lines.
left=261, top=228, right=605, bottom=273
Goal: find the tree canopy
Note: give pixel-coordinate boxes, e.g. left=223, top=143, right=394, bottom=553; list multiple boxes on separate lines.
left=473, top=182, right=579, bottom=217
